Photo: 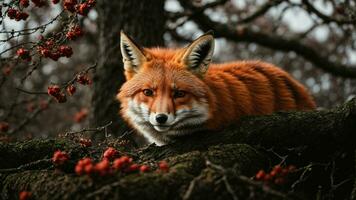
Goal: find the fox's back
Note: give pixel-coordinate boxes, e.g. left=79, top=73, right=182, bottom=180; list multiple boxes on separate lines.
left=204, top=60, right=316, bottom=129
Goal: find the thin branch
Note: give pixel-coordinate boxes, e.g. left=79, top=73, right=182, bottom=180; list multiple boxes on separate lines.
left=0, top=159, right=51, bottom=173
left=301, top=0, right=355, bottom=25
left=16, top=87, right=48, bottom=95
left=64, top=121, right=113, bottom=137
left=237, top=0, right=284, bottom=24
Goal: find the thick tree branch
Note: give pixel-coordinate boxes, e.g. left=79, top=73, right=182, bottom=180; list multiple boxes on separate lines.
left=0, top=99, right=355, bottom=199
left=178, top=0, right=356, bottom=79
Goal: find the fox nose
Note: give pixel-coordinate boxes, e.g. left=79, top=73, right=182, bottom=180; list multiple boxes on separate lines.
left=155, top=114, right=168, bottom=124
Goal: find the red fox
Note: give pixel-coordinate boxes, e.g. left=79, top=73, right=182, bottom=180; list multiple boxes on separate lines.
left=117, top=31, right=316, bottom=146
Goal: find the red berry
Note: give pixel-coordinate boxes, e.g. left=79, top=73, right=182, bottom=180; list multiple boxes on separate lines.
left=47, top=85, right=61, bottom=96
left=119, top=155, right=133, bottom=163
left=76, top=74, right=91, bottom=85
left=126, top=164, right=140, bottom=172
left=0, top=122, right=9, bottom=132
left=113, top=158, right=124, bottom=170
left=75, top=163, right=84, bottom=175
left=103, top=147, right=118, bottom=160
left=7, top=8, right=17, bottom=19
left=52, top=0, right=60, bottom=4
left=19, top=191, right=32, bottom=200
left=76, top=3, right=90, bottom=16
left=84, top=163, right=95, bottom=174
left=16, top=48, right=31, bottom=61
left=140, top=165, right=150, bottom=173
left=45, top=39, right=55, bottom=47
left=75, top=158, right=93, bottom=175
left=49, top=52, right=61, bottom=61
left=66, top=26, right=84, bottom=40
left=255, top=170, right=266, bottom=180
left=76, top=74, right=92, bottom=85
left=52, top=150, right=69, bottom=166
left=66, top=85, right=76, bottom=96
left=63, top=0, right=77, bottom=12
left=55, top=93, right=67, bottom=103
left=58, top=45, right=73, bottom=57
left=158, top=161, right=169, bottom=172
left=273, top=165, right=282, bottom=174
left=95, top=159, right=110, bottom=176
left=38, top=47, right=51, bottom=57
left=80, top=158, right=93, bottom=166
left=16, top=11, right=29, bottom=21
left=20, top=0, right=30, bottom=7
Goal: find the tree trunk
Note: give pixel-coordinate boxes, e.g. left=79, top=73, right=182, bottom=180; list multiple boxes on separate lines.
left=1, top=99, right=355, bottom=200
left=90, top=0, right=166, bottom=140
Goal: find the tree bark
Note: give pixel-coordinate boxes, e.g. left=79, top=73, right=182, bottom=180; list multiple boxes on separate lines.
left=90, top=0, right=166, bottom=139
left=1, top=99, right=355, bottom=199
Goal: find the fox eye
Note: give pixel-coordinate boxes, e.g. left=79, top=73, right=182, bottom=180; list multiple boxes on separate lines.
left=173, top=90, right=186, bottom=98
left=143, top=89, right=154, bottom=97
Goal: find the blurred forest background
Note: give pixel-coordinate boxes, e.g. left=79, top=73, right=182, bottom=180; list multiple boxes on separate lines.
left=0, top=0, right=355, bottom=141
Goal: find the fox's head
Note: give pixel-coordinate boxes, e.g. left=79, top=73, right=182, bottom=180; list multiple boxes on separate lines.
left=117, top=31, right=215, bottom=145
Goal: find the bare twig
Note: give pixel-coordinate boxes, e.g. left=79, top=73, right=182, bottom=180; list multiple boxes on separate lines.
left=0, top=158, right=52, bottom=173
left=64, top=121, right=113, bottom=137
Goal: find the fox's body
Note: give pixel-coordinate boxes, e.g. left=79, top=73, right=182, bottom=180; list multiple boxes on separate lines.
left=117, top=32, right=316, bottom=146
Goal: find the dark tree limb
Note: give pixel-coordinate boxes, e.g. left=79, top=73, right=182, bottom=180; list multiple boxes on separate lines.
left=0, top=99, right=355, bottom=199
left=177, top=0, right=356, bottom=79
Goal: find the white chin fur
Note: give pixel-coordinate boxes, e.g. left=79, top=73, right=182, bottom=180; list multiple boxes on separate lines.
left=153, top=125, right=170, bottom=132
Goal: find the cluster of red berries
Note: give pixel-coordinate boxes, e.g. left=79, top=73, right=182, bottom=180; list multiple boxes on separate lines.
left=52, top=150, right=70, bottom=166
left=74, top=147, right=169, bottom=177
left=0, top=122, right=9, bottom=132
left=47, top=73, right=91, bottom=103
left=66, top=26, right=84, bottom=40
left=20, top=0, right=30, bottom=7
left=7, top=8, right=29, bottom=21
left=38, top=41, right=73, bottom=61
left=66, top=84, right=76, bottom=96
left=19, top=191, right=32, bottom=200
left=47, top=85, right=67, bottom=103
left=76, top=74, right=92, bottom=85
left=255, top=164, right=296, bottom=185
left=63, top=0, right=96, bottom=16
left=74, top=108, right=88, bottom=123
left=16, top=48, right=31, bottom=61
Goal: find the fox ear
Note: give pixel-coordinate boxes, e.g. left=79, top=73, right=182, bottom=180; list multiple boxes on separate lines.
left=181, top=32, right=214, bottom=76
left=120, top=31, right=146, bottom=73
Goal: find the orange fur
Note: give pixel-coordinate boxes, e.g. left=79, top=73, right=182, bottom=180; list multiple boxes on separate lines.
left=117, top=33, right=316, bottom=145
